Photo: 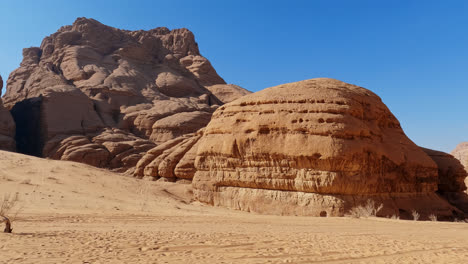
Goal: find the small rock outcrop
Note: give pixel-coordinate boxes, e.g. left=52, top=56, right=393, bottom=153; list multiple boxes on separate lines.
left=135, top=130, right=202, bottom=181
left=193, top=78, right=463, bottom=219
left=423, top=148, right=468, bottom=213
left=206, top=84, right=252, bottom=104
left=452, top=142, right=468, bottom=191
left=3, top=18, right=248, bottom=173
left=0, top=75, right=15, bottom=151
left=422, top=148, right=467, bottom=193
left=452, top=142, right=468, bottom=171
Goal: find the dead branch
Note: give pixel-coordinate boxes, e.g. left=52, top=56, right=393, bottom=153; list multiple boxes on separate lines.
left=0, top=193, right=20, bottom=233
left=1, top=216, right=12, bottom=233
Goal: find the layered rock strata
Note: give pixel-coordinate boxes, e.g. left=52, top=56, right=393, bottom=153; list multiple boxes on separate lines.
left=0, top=75, right=15, bottom=151
left=193, top=78, right=465, bottom=219
left=3, top=18, right=248, bottom=172
left=134, top=130, right=202, bottom=181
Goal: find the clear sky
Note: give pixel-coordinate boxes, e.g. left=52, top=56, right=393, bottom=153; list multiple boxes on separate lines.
left=0, top=0, right=467, bottom=152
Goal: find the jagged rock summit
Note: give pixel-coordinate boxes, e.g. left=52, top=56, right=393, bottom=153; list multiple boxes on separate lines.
left=0, top=75, right=16, bottom=151
left=3, top=17, right=249, bottom=173
left=193, top=78, right=467, bottom=219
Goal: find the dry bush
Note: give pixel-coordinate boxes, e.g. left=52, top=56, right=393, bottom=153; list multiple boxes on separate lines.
left=390, top=214, right=400, bottom=220
left=0, top=193, right=21, bottom=233
left=428, top=214, right=437, bottom=222
left=411, top=210, right=420, bottom=221
left=347, top=199, right=383, bottom=218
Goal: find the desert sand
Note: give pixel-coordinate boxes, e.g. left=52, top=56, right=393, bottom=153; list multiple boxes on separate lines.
left=0, top=150, right=467, bottom=264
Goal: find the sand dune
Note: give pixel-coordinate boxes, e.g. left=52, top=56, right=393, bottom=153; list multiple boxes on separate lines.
left=1, top=150, right=468, bottom=263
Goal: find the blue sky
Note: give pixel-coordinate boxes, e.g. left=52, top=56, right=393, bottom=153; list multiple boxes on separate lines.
left=0, top=0, right=467, bottom=152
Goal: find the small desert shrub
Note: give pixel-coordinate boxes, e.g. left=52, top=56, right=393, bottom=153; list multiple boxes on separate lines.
left=428, top=214, right=437, bottom=222
left=390, top=214, right=400, bottom=220
left=1, top=193, right=21, bottom=233
left=411, top=210, right=420, bottom=221
left=347, top=199, right=383, bottom=218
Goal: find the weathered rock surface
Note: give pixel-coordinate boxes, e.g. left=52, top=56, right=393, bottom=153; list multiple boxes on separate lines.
left=150, top=111, right=211, bottom=144
left=452, top=142, right=468, bottom=193
left=0, top=75, right=15, bottom=151
left=3, top=18, right=247, bottom=172
left=423, top=148, right=468, bottom=213
left=206, top=84, right=252, bottom=104
left=193, top=78, right=464, bottom=219
left=422, top=148, right=467, bottom=193
left=43, top=128, right=155, bottom=173
left=452, top=142, right=468, bottom=172
left=135, top=130, right=202, bottom=181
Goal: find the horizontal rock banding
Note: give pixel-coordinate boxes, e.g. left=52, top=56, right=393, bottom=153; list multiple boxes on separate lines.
left=193, top=78, right=463, bottom=218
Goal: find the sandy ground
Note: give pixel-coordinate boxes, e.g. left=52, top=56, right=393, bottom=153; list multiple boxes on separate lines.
left=1, top=150, right=468, bottom=264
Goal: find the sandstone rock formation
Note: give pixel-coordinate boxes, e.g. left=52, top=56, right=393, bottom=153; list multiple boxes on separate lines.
left=193, top=78, right=465, bottom=219
left=452, top=142, right=468, bottom=172
left=206, top=84, right=251, bottom=104
left=423, top=148, right=468, bottom=213
left=422, top=148, right=467, bottom=193
left=452, top=142, right=468, bottom=192
left=3, top=18, right=248, bottom=173
left=0, top=75, right=15, bottom=151
left=134, top=130, right=202, bottom=181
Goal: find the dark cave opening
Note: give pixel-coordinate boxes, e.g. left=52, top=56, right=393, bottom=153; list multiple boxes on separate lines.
left=10, top=97, right=44, bottom=157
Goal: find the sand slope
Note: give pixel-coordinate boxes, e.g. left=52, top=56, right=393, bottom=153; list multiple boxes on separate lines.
left=1, top=150, right=468, bottom=263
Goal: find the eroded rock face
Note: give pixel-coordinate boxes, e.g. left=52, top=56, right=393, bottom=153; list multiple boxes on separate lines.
left=423, top=148, right=468, bottom=213
left=452, top=143, right=468, bottom=172
left=193, top=78, right=462, bottom=219
left=206, top=84, right=252, bottom=104
left=0, top=75, right=15, bottom=151
left=135, top=130, right=202, bottom=181
left=452, top=142, right=468, bottom=193
left=422, top=148, right=467, bottom=193
left=3, top=18, right=247, bottom=172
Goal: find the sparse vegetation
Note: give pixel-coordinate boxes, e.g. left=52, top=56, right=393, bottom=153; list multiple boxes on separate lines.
left=390, top=214, right=399, bottom=220
left=411, top=210, right=420, bottom=221
left=347, top=199, right=383, bottom=218
left=429, top=214, right=437, bottom=222
left=0, top=193, right=21, bottom=233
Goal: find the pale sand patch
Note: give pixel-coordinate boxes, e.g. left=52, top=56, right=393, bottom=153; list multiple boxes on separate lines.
left=1, top=150, right=467, bottom=263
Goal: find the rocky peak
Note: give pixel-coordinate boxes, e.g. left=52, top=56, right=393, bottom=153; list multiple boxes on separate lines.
left=2, top=18, right=249, bottom=174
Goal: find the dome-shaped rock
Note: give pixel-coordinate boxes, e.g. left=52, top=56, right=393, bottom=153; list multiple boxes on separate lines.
left=193, top=78, right=463, bottom=219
